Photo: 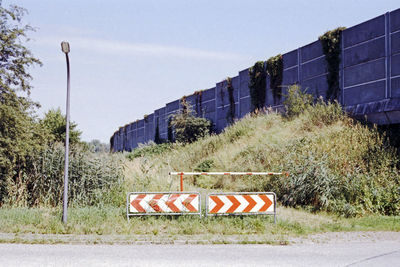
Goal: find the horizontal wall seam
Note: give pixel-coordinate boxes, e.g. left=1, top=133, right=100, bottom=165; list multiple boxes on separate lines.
left=300, top=54, right=325, bottom=65
left=343, top=77, right=386, bottom=90
left=343, top=56, right=385, bottom=70
left=391, top=28, right=400, bottom=35
left=283, top=65, right=298, bottom=71
left=301, top=71, right=328, bottom=82
left=343, top=34, right=385, bottom=50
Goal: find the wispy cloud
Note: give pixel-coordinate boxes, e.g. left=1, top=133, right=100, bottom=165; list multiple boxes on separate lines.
left=34, top=36, right=249, bottom=61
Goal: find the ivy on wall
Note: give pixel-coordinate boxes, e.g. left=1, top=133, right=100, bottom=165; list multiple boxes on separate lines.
left=167, top=117, right=173, bottom=142
left=248, top=61, right=266, bottom=111
left=219, top=84, right=225, bottom=109
left=266, top=54, right=283, bottom=105
left=123, top=126, right=127, bottom=149
left=226, top=77, right=235, bottom=124
left=319, top=27, right=345, bottom=101
left=154, top=117, right=162, bottom=144
left=194, top=90, right=203, bottom=116
left=181, top=96, right=188, bottom=115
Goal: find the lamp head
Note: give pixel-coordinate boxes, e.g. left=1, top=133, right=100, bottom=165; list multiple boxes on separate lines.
left=61, top=41, right=70, bottom=53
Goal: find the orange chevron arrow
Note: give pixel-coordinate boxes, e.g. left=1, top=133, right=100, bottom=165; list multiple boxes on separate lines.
left=243, top=195, right=257, bottom=212
left=226, top=195, right=240, bottom=213
left=166, top=194, right=180, bottom=212
left=210, top=196, right=224, bottom=213
left=182, top=194, right=198, bottom=212
left=148, top=194, right=163, bottom=212
left=259, top=195, right=273, bottom=212
left=131, top=194, right=146, bottom=213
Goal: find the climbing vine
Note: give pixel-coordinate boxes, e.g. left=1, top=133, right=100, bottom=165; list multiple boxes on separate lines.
left=194, top=90, right=203, bottom=116
left=319, top=27, right=345, bottom=101
left=167, top=117, right=173, bottom=142
left=154, top=117, right=162, bottom=144
left=248, top=61, right=266, bottom=112
left=226, top=77, right=235, bottom=124
left=266, top=54, right=283, bottom=105
left=181, top=96, right=188, bottom=115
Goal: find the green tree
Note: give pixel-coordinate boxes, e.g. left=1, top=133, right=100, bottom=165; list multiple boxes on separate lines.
left=40, top=108, right=82, bottom=145
left=154, top=117, right=162, bottom=144
left=0, top=2, right=43, bottom=204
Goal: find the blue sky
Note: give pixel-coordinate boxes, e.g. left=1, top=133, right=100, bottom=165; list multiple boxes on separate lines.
left=5, top=0, right=400, bottom=143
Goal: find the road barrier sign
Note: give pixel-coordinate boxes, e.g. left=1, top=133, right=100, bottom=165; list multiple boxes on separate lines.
left=126, top=192, right=201, bottom=220
left=206, top=192, right=276, bottom=223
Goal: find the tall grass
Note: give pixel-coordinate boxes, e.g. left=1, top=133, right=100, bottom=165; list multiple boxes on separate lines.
left=6, top=143, right=124, bottom=207
left=124, top=87, right=400, bottom=217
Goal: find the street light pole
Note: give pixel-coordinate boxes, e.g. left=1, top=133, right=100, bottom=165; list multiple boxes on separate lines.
left=61, top=41, right=70, bottom=224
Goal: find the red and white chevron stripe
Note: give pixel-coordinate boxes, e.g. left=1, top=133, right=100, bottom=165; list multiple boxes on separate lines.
left=208, top=193, right=275, bottom=214
left=129, top=193, right=200, bottom=213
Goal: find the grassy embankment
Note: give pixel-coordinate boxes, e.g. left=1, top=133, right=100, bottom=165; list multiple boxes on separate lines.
left=1, top=96, right=399, bottom=243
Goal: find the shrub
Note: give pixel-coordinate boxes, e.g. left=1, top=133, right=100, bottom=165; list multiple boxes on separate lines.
left=170, top=101, right=211, bottom=144
left=276, top=130, right=400, bottom=216
left=284, top=85, right=345, bottom=127
left=194, top=159, right=214, bottom=172
left=303, top=98, right=345, bottom=128
left=284, top=85, right=313, bottom=118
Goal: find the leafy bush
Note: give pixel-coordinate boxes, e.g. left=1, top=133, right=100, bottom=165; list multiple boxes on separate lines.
left=302, top=98, right=345, bottom=128
left=284, top=85, right=313, bottom=118
left=276, top=129, right=400, bottom=217
left=170, top=101, right=211, bottom=144
left=194, top=159, right=214, bottom=172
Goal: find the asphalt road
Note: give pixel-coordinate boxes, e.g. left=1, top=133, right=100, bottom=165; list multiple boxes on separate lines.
left=1, top=241, right=399, bottom=267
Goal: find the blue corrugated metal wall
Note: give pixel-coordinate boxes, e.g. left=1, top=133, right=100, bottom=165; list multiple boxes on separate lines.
left=111, top=8, right=400, bottom=152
